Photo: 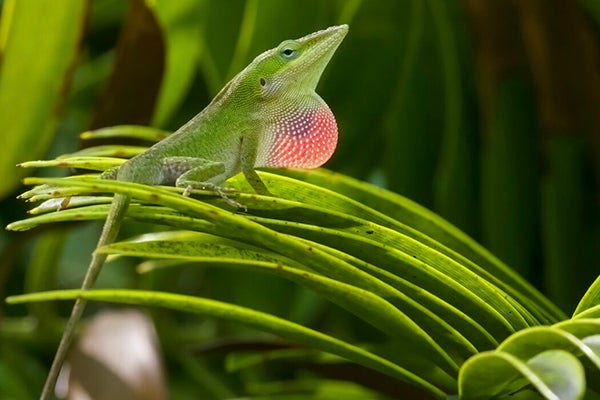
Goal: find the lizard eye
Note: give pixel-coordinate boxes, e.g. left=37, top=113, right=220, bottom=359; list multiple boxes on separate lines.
left=278, top=40, right=300, bottom=60
left=260, top=78, right=266, bottom=86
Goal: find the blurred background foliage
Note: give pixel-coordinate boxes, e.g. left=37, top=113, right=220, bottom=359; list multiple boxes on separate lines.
left=0, top=0, right=599, bottom=398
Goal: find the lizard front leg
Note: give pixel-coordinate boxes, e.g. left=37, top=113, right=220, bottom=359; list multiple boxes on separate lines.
left=239, top=135, right=272, bottom=196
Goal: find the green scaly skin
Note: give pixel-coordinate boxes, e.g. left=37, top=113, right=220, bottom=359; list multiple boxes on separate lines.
left=40, top=24, right=348, bottom=399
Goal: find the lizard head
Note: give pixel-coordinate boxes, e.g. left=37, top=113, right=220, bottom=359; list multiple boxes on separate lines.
left=208, top=25, right=348, bottom=169
left=248, top=25, right=349, bottom=169
left=212, top=24, right=348, bottom=106
left=253, top=24, right=348, bottom=98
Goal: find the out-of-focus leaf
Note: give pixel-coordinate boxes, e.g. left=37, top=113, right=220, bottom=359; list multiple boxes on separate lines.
left=381, top=0, right=441, bottom=205
left=0, top=361, right=32, bottom=399
left=480, top=78, right=539, bottom=283
left=244, top=378, right=389, bottom=399
left=0, top=0, right=88, bottom=198
left=7, top=289, right=447, bottom=399
left=226, top=0, right=339, bottom=79
left=581, top=0, right=600, bottom=26
left=63, top=310, right=167, bottom=400
left=0, top=345, right=46, bottom=400
left=149, top=0, right=207, bottom=127
left=90, top=0, right=165, bottom=128
left=541, top=137, right=597, bottom=313
left=196, top=0, right=246, bottom=94
left=225, top=348, right=433, bottom=399
left=430, top=0, right=479, bottom=237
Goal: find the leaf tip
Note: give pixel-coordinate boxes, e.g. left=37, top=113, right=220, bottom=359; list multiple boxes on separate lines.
left=80, top=130, right=93, bottom=139
left=4, top=295, right=20, bottom=304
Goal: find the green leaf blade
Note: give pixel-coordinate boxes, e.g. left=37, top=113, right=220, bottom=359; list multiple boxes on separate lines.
left=6, top=289, right=447, bottom=399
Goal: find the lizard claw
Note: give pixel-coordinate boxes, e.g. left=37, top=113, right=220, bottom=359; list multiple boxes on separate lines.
left=182, top=185, right=193, bottom=197
left=213, top=186, right=247, bottom=211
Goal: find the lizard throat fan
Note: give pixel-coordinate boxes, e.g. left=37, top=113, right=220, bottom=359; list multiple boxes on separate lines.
left=258, top=99, right=338, bottom=168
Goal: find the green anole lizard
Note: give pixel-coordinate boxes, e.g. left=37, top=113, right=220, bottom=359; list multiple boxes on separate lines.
left=40, top=24, right=348, bottom=398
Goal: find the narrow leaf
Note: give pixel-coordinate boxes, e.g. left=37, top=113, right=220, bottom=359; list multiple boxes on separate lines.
left=6, top=289, right=447, bottom=399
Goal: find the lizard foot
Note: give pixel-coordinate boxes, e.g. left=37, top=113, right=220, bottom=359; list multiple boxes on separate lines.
left=183, top=185, right=247, bottom=211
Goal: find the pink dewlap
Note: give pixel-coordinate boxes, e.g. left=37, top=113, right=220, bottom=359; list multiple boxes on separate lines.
left=264, top=105, right=338, bottom=168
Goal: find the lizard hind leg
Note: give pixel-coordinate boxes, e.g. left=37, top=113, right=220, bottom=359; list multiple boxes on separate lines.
left=163, top=157, right=243, bottom=209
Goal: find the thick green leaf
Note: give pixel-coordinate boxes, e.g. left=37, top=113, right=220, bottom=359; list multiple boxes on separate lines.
left=554, top=319, right=600, bottom=391
left=574, top=275, right=600, bottom=317
left=574, top=306, right=600, bottom=320
left=499, top=326, right=600, bottom=371
left=459, top=318, right=600, bottom=399
left=6, top=289, right=447, bottom=399
left=459, top=350, right=584, bottom=400
left=527, top=350, right=585, bottom=400
left=0, top=0, right=88, bottom=198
